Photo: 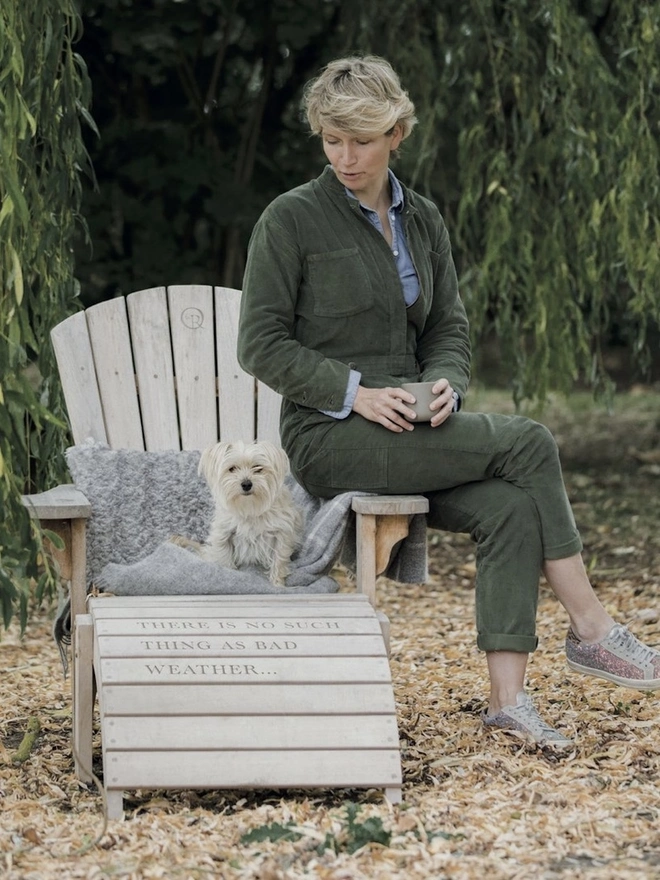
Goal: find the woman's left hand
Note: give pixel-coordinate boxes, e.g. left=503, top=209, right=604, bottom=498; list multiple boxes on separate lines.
left=429, top=378, right=455, bottom=428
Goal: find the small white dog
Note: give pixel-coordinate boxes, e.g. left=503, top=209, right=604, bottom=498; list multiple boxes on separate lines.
left=198, top=440, right=303, bottom=586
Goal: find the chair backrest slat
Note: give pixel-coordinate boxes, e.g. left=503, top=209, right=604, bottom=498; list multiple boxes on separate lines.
left=52, top=285, right=283, bottom=452
left=126, top=287, right=180, bottom=451
left=257, top=381, right=283, bottom=446
left=51, top=310, right=108, bottom=445
left=214, top=286, right=256, bottom=442
left=167, top=285, right=218, bottom=450
left=85, top=298, right=145, bottom=450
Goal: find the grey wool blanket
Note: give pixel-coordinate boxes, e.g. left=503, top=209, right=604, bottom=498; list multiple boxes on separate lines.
left=53, top=441, right=427, bottom=671
left=65, top=440, right=428, bottom=589
left=94, top=484, right=360, bottom=597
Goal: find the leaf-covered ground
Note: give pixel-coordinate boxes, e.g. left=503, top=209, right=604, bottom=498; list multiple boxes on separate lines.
left=2, top=388, right=659, bottom=880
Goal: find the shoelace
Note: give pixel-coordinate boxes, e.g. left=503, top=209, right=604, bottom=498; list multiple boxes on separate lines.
left=610, top=625, right=658, bottom=666
left=513, top=694, right=561, bottom=738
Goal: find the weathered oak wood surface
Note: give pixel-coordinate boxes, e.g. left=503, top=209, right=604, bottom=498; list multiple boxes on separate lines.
left=24, top=285, right=431, bottom=814
left=90, top=594, right=402, bottom=816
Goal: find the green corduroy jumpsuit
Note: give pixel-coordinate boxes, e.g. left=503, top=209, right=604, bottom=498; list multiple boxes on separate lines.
left=238, top=165, right=583, bottom=654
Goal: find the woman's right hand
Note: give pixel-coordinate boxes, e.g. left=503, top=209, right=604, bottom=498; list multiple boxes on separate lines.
left=352, top=386, right=417, bottom=432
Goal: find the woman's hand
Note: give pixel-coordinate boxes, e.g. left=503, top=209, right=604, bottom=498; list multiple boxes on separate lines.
left=353, top=379, right=457, bottom=432
left=352, top=386, right=417, bottom=432
left=428, top=378, right=455, bottom=428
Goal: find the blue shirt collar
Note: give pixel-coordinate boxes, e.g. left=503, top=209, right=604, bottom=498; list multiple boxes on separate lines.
left=344, top=168, right=405, bottom=212
left=388, top=170, right=405, bottom=210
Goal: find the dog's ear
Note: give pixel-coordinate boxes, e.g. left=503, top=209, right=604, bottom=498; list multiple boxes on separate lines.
left=198, top=442, right=232, bottom=481
left=270, top=445, right=290, bottom=482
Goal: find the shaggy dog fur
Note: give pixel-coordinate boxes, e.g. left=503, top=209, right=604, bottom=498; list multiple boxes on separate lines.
left=197, top=440, right=303, bottom=586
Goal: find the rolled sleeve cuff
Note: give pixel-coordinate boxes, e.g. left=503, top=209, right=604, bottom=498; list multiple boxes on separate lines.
left=320, top=369, right=361, bottom=419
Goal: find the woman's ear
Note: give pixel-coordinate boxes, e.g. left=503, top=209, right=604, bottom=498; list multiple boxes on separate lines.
left=390, top=124, right=404, bottom=151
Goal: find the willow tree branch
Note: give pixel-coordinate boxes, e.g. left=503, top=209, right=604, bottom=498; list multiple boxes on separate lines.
left=204, top=0, right=240, bottom=112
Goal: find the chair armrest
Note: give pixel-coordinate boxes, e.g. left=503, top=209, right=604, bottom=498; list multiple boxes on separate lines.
left=21, top=484, right=91, bottom=520
left=351, top=494, right=429, bottom=606
left=22, top=484, right=90, bottom=619
left=351, top=495, right=428, bottom=516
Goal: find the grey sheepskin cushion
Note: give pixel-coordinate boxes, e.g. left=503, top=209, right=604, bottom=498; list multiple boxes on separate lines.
left=65, top=440, right=427, bottom=592
left=66, top=441, right=214, bottom=581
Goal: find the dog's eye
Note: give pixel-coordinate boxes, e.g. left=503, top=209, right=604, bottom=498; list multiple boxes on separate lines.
left=253, top=467, right=263, bottom=473
left=228, top=466, right=237, bottom=473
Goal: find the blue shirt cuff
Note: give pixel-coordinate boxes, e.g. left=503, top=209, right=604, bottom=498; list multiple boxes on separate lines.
left=321, top=370, right=361, bottom=419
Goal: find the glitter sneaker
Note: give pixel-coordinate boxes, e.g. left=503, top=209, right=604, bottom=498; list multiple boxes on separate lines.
left=566, top=624, right=660, bottom=690
left=482, top=690, right=573, bottom=747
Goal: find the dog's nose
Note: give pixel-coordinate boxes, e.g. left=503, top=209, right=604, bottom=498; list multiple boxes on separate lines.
left=241, top=479, right=253, bottom=492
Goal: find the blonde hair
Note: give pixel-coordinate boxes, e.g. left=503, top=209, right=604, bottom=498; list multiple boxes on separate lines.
left=302, top=55, right=417, bottom=139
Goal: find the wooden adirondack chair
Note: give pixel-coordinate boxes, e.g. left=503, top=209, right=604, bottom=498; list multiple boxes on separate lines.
left=22, top=284, right=428, bottom=815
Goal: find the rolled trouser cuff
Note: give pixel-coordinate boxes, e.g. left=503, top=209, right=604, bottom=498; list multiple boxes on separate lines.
left=477, top=633, right=539, bottom=653
left=543, top=537, right=583, bottom=560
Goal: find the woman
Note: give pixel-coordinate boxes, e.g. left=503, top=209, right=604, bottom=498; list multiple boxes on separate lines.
left=237, top=55, right=660, bottom=746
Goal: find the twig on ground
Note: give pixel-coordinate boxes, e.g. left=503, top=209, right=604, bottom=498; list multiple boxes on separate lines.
left=11, top=717, right=41, bottom=764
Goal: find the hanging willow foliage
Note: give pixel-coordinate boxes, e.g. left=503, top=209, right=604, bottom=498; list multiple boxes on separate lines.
left=0, top=0, right=94, bottom=628
left=342, top=0, right=660, bottom=402
left=2, top=0, right=658, bottom=627
left=73, top=0, right=658, bottom=409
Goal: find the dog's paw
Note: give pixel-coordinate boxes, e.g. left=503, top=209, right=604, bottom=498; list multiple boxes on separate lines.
left=168, top=535, right=204, bottom=555
left=269, top=565, right=290, bottom=587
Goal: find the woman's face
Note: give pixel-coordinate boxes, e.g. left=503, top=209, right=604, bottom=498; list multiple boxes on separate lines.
left=321, top=126, right=403, bottom=205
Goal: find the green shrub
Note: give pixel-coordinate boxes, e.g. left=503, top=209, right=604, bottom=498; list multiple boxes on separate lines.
left=0, top=0, right=94, bottom=629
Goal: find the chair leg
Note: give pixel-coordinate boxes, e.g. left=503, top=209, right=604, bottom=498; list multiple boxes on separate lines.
left=355, top=512, right=378, bottom=605
left=73, top=613, right=94, bottom=783
left=376, top=611, right=391, bottom=657
left=106, top=790, right=124, bottom=820
left=70, top=517, right=88, bottom=621
left=385, top=786, right=403, bottom=804
left=355, top=512, right=412, bottom=607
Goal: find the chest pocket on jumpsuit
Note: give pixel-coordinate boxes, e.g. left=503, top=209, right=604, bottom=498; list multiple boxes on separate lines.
left=306, top=248, right=374, bottom=317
